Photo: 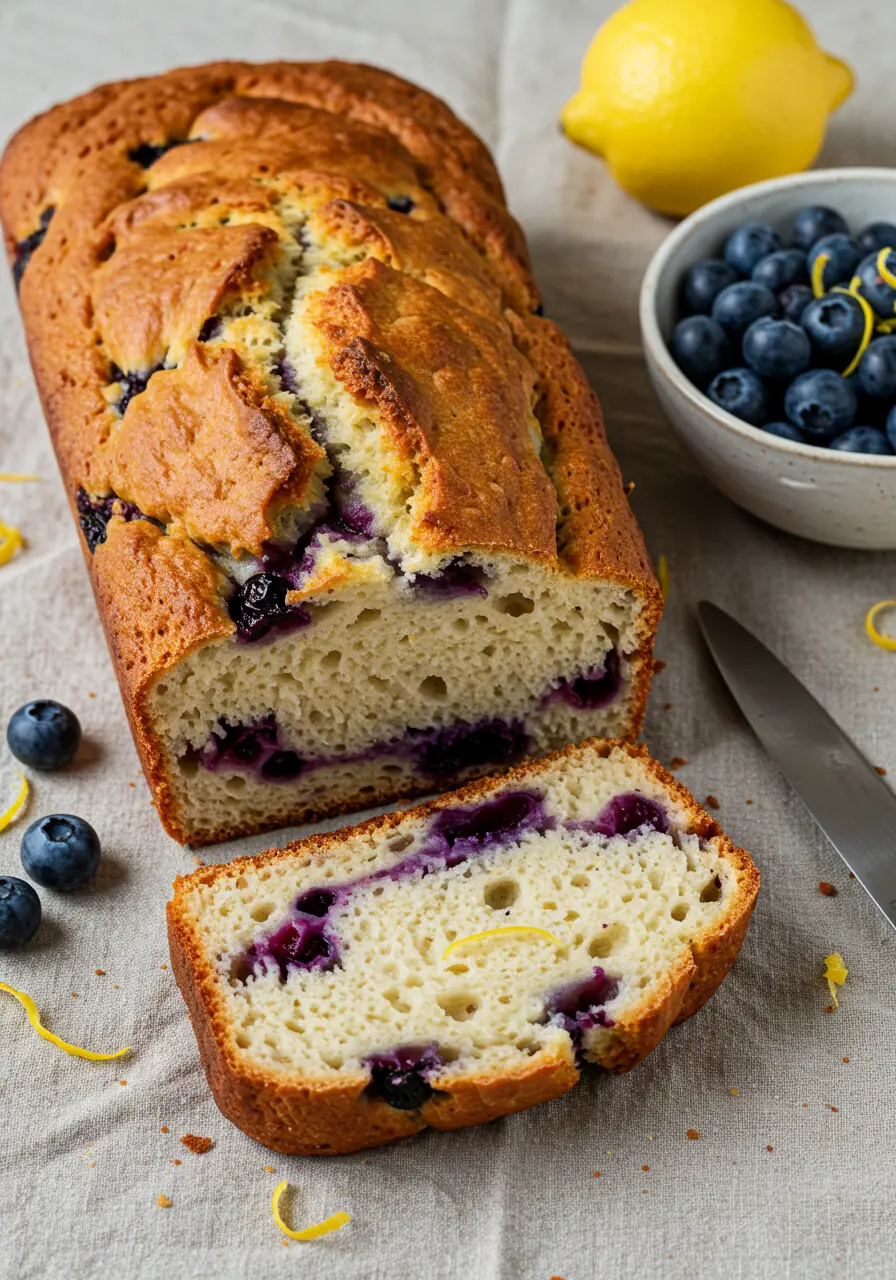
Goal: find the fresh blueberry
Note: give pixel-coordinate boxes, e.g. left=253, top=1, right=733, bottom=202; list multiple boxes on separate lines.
left=762, top=421, right=807, bottom=443
left=21, top=815, right=101, bottom=891
left=751, top=249, right=807, bottom=293
left=742, top=317, right=811, bottom=380
left=801, top=292, right=868, bottom=368
left=858, top=335, right=896, bottom=400
left=854, top=251, right=896, bottom=319
left=707, top=367, right=768, bottom=425
left=7, top=700, right=81, bottom=771
left=886, top=405, right=896, bottom=451
left=711, top=281, right=777, bottom=341
left=723, top=222, right=783, bottom=276
left=0, top=876, right=41, bottom=949
left=682, top=259, right=738, bottom=314
left=807, top=234, right=862, bottom=290
left=778, top=283, right=814, bottom=324
left=784, top=369, right=856, bottom=441
left=791, top=205, right=848, bottom=251
left=671, top=316, right=731, bottom=385
left=857, top=222, right=896, bottom=255
left=828, top=426, right=894, bottom=455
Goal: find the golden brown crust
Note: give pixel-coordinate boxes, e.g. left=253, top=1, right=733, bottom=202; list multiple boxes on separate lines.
left=311, top=256, right=558, bottom=559
left=96, top=344, right=324, bottom=556
left=168, top=739, right=759, bottom=1153
left=92, top=221, right=279, bottom=373
left=1, top=61, right=662, bottom=845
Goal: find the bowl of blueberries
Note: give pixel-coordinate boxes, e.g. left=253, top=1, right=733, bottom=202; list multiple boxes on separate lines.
left=640, top=168, right=896, bottom=549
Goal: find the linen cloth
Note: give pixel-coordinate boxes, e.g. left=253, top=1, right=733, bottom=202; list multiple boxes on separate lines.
left=1, top=3, right=894, bottom=1276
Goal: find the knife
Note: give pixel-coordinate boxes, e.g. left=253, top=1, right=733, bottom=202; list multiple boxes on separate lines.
left=698, top=599, right=896, bottom=933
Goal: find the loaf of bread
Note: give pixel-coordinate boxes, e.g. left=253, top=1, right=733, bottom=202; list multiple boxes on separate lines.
left=0, top=62, right=661, bottom=845
left=168, top=739, right=758, bottom=1155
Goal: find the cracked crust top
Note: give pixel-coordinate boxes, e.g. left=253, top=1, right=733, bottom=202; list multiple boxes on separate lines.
left=0, top=60, right=660, bottom=709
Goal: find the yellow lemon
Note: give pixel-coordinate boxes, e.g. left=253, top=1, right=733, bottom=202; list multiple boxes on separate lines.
left=561, top=0, right=853, bottom=216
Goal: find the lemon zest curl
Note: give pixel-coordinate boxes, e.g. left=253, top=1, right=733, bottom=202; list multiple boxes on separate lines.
left=865, top=600, right=896, bottom=651
left=822, top=953, right=848, bottom=1008
left=0, top=982, right=130, bottom=1060
left=443, top=925, right=564, bottom=962
left=271, top=1181, right=350, bottom=1241
left=0, top=771, right=29, bottom=833
left=0, top=519, right=24, bottom=567
left=811, top=252, right=830, bottom=298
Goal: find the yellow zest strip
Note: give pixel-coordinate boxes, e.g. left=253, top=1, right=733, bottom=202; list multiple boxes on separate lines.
left=271, top=1181, right=350, bottom=1241
left=823, top=953, right=848, bottom=1008
left=832, top=285, right=875, bottom=377
left=0, top=982, right=130, bottom=1060
left=811, top=252, right=830, bottom=298
left=657, top=554, right=670, bottom=599
left=865, top=600, right=896, bottom=651
left=0, top=474, right=40, bottom=482
left=0, top=519, right=24, bottom=567
left=443, top=925, right=564, bottom=962
left=877, top=247, right=896, bottom=291
left=0, top=772, right=29, bottom=834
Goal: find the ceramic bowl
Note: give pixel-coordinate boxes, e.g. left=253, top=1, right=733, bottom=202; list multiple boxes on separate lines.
left=639, top=168, right=896, bottom=550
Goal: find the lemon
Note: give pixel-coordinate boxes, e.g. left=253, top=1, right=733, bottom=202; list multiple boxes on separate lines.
left=561, top=0, right=853, bottom=216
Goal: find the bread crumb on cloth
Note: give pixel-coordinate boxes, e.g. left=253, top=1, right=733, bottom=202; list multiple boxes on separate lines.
left=181, top=1134, right=214, bottom=1154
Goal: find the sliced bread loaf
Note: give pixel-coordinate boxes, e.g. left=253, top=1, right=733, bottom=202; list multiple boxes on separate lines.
left=168, top=740, right=758, bottom=1155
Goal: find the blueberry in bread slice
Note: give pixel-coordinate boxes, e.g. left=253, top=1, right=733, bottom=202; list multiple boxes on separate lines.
left=168, top=740, right=758, bottom=1154
left=0, top=61, right=661, bottom=846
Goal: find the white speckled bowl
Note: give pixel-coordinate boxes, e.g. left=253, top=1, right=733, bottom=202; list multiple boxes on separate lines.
left=640, top=168, right=896, bottom=550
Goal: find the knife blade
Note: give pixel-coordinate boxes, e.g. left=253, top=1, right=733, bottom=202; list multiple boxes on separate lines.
left=698, top=599, right=896, bottom=933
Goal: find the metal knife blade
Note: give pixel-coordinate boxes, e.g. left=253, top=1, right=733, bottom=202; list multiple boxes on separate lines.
left=698, top=599, right=896, bottom=933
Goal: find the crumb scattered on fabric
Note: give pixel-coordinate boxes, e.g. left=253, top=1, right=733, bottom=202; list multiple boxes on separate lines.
left=157, top=1195, right=172, bottom=1208
left=172, top=1159, right=181, bottom=1166
left=192, top=857, right=204, bottom=866
left=849, top=872, right=856, bottom=880
left=825, top=1005, right=836, bottom=1013
left=730, top=1087, right=739, bottom=1095
left=875, top=766, right=887, bottom=776
left=766, top=1145, right=773, bottom=1152
left=642, top=1164, right=649, bottom=1172
left=160, top=964, right=168, bottom=970
left=113, top=985, right=119, bottom=990
left=71, top=992, right=79, bottom=998
left=181, top=1134, right=213, bottom=1154
left=88, top=692, right=96, bottom=699
left=745, top=798, right=753, bottom=805
left=119, top=1080, right=127, bottom=1086
left=687, top=1129, right=700, bottom=1140
left=592, top=1171, right=601, bottom=1178
left=95, top=969, right=105, bottom=976
left=160, top=1126, right=169, bottom=1133
left=705, top=795, right=720, bottom=809
left=653, top=660, right=667, bottom=675
left=819, top=882, right=837, bottom=896
left=264, top=1165, right=276, bottom=1173
left=663, top=702, right=672, bottom=711
left=826, top=1105, right=839, bottom=1113
left=843, top=1057, right=850, bottom=1063
left=128, top=781, right=135, bottom=788
left=669, top=757, right=687, bottom=769
left=802, top=1103, right=808, bottom=1109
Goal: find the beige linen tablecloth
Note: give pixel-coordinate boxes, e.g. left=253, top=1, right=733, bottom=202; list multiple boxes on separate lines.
left=1, top=3, right=894, bottom=1276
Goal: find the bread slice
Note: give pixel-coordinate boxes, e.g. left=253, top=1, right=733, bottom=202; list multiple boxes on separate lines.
left=168, top=740, right=758, bottom=1155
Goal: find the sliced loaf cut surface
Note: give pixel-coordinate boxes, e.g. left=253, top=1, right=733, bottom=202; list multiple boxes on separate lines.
left=168, top=740, right=759, bottom=1155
